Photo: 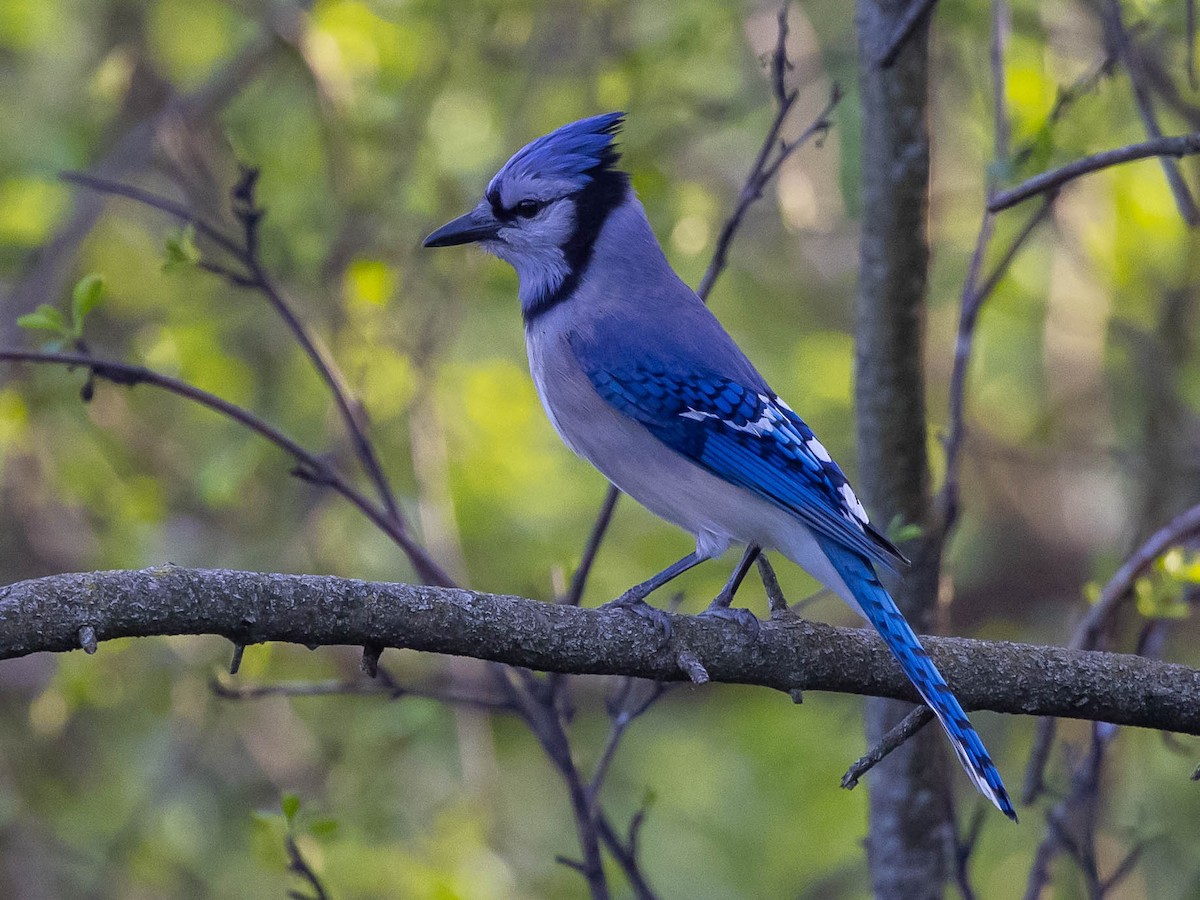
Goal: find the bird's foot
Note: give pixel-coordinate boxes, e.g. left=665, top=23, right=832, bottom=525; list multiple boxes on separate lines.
left=601, top=591, right=672, bottom=644
left=697, top=600, right=760, bottom=637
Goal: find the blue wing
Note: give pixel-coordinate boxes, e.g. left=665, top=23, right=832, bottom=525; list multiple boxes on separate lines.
left=585, top=365, right=907, bottom=573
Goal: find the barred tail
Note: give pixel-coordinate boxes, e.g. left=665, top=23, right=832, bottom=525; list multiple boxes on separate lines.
left=819, top=540, right=1017, bottom=821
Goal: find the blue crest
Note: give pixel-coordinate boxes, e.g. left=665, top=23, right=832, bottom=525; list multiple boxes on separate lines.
left=493, top=112, right=626, bottom=191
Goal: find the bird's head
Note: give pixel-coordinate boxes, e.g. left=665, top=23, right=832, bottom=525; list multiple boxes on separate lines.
left=423, top=112, right=630, bottom=317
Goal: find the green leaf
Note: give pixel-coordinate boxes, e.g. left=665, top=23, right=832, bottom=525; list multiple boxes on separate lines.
left=163, top=223, right=201, bottom=271
left=17, top=304, right=67, bottom=334
left=1133, top=574, right=1189, bottom=620
left=70, top=274, right=105, bottom=333
left=885, top=514, right=923, bottom=545
left=308, top=818, right=338, bottom=838
left=281, top=792, right=301, bottom=824
left=1157, top=547, right=1200, bottom=583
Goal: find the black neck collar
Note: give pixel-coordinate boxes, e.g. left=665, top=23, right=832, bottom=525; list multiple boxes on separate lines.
left=523, top=172, right=630, bottom=324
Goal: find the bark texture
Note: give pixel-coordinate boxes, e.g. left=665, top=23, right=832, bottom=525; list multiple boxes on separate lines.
left=855, top=1, right=948, bottom=895
left=3, top=568, right=1200, bottom=737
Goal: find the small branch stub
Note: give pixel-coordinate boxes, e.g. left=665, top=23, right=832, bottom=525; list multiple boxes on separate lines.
left=229, top=642, right=246, bottom=675
left=360, top=644, right=383, bottom=678
left=78, top=625, right=97, bottom=655
left=676, top=651, right=710, bottom=684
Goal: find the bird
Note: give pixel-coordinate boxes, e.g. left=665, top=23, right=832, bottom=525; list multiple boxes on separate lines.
left=423, top=112, right=1016, bottom=820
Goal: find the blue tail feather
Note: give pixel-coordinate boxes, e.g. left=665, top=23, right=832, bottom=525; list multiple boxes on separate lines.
left=819, top=540, right=1017, bottom=821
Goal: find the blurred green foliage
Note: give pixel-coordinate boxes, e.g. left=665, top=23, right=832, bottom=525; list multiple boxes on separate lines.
left=2, top=0, right=1200, bottom=897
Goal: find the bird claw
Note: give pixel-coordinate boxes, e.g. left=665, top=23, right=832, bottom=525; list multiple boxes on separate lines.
left=601, top=593, right=672, bottom=645
left=698, top=602, right=760, bottom=637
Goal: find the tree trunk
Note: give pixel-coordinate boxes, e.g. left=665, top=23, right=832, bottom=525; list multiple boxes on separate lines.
left=855, top=2, right=953, bottom=897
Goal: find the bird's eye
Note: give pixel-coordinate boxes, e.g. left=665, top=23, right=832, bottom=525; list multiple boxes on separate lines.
left=514, top=199, right=543, bottom=218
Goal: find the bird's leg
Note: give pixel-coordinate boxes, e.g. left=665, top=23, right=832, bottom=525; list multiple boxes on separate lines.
left=699, top=545, right=761, bottom=635
left=603, top=550, right=707, bottom=641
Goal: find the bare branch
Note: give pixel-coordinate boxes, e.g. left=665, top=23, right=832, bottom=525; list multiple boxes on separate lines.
left=59, top=171, right=246, bottom=260
left=841, top=705, right=934, bottom=790
left=1190, top=0, right=1198, bottom=91
left=875, top=0, right=940, bottom=69
left=596, top=812, right=658, bottom=900
left=1023, top=501, right=1200, bottom=801
left=590, top=680, right=670, bottom=803
left=5, top=567, right=1200, bottom=739
left=990, top=0, right=1011, bottom=163
left=695, top=84, right=842, bottom=302
left=0, top=349, right=453, bottom=586
left=285, top=832, right=330, bottom=900
left=60, top=171, right=413, bottom=549
left=563, top=485, right=620, bottom=607
left=1071, top=501, right=1200, bottom=653
left=211, top=672, right=513, bottom=711
left=988, top=133, right=1200, bottom=213
left=1100, top=0, right=1200, bottom=225
left=941, top=197, right=1056, bottom=531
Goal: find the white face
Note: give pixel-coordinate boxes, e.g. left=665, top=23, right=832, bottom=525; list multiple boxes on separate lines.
left=479, top=174, right=580, bottom=304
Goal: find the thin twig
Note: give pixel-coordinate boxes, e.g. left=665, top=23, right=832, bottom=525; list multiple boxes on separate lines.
left=58, top=172, right=247, bottom=260
left=0, top=349, right=453, bottom=585
left=503, top=670, right=609, bottom=900
left=61, top=170, right=413, bottom=551
left=234, top=172, right=405, bottom=528
left=841, top=704, right=934, bottom=790
left=596, top=812, right=658, bottom=900
left=1099, top=843, right=1144, bottom=895
left=1024, top=501, right=1200, bottom=801
left=1023, top=722, right=1120, bottom=900
left=285, top=832, right=330, bottom=900
left=1071, top=502, right=1200, bottom=653
left=1026, top=623, right=1171, bottom=895
left=696, top=83, right=842, bottom=301
left=1189, top=0, right=1198, bottom=91
left=990, top=0, right=1011, bottom=163
left=941, top=197, right=1055, bottom=531
left=757, top=554, right=790, bottom=618
left=953, top=805, right=987, bottom=900
left=988, top=133, right=1200, bottom=213
left=211, top=672, right=513, bottom=711
left=876, top=0, right=940, bottom=69
left=563, top=485, right=620, bottom=606
left=1101, top=0, right=1200, bottom=225
left=589, top=679, right=670, bottom=803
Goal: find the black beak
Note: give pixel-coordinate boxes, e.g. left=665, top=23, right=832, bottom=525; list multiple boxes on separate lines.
left=422, top=206, right=500, bottom=248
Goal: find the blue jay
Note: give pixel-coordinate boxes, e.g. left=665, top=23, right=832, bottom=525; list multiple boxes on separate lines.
left=424, top=113, right=1015, bottom=819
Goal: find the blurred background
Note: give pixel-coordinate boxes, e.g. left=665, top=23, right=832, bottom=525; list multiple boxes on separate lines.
left=1, top=0, right=1199, bottom=896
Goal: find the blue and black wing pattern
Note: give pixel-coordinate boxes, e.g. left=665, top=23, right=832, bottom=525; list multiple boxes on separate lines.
left=588, top=367, right=907, bottom=573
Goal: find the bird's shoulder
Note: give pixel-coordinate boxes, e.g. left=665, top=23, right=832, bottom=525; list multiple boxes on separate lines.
left=564, top=278, right=770, bottom=394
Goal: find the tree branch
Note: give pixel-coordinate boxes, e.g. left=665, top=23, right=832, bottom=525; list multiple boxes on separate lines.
left=0, top=348, right=453, bottom=587
left=4, top=567, right=1200, bottom=739
left=988, top=133, right=1200, bottom=213
left=875, top=0, right=940, bottom=69
left=60, top=169, right=410, bottom=537
left=1100, top=0, right=1200, bottom=225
